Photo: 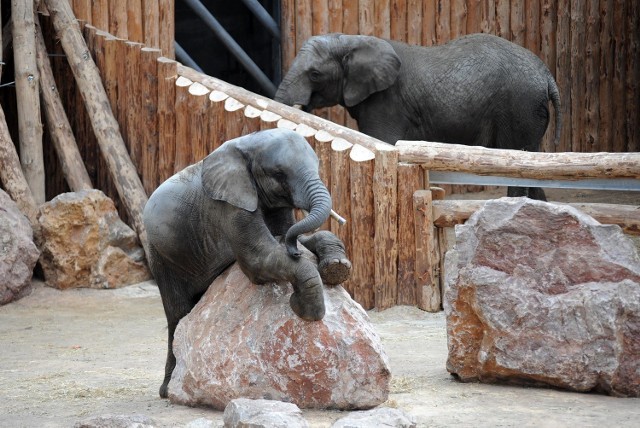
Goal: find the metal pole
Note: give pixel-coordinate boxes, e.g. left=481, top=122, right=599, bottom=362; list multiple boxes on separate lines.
left=240, top=0, right=280, bottom=41
left=182, top=0, right=277, bottom=97
left=174, top=42, right=204, bottom=73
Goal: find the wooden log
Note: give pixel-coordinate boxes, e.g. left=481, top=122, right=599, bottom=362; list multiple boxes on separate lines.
left=330, top=138, right=354, bottom=270
left=44, top=0, right=149, bottom=250
left=277, top=118, right=298, bottom=131
left=259, top=110, right=282, bottom=130
left=313, top=0, right=330, bottom=37
left=35, top=16, right=92, bottom=192
left=125, top=41, right=143, bottom=174
left=481, top=0, right=496, bottom=34
left=314, top=130, right=334, bottom=231
left=158, top=0, right=175, bottom=58
left=450, top=0, right=467, bottom=39
left=374, top=0, right=391, bottom=38
left=495, top=0, right=510, bottom=40
left=540, top=0, right=558, bottom=153
left=525, top=0, right=540, bottom=55
left=359, top=0, right=375, bottom=36
left=611, top=0, right=626, bottom=152
left=510, top=0, right=525, bottom=46
left=556, top=0, right=572, bottom=152
left=432, top=199, right=640, bottom=236
left=295, top=123, right=317, bottom=150
left=187, top=82, right=211, bottom=164
left=349, top=144, right=376, bottom=309
left=435, top=0, right=450, bottom=43
left=73, top=0, right=92, bottom=22
left=413, top=190, right=440, bottom=312
left=207, top=90, right=229, bottom=152
left=421, top=0, right=435, bottom=46
left=243, top=105, right=262, bottom=134
left=598, top=0, right=613, bottom=153
left=113, top=38, right=129, bottom=150
left=143, top=0, right=160, bottom=49
left=91, top=0, right=109, bottom=31
left=570, top=0, right=586, bottom=152
left=108, top=0, right=127, bottom=39
left=281, top=0, right=296, bottom=72
left=625, top=0, right=639, bottom=153
left=140, top=47, right=161, bottom=193
left=583, top=0, right=600, bottom=153
left=396, top=163, right=423, bottom=305
left=174, top=76, right=193, bottom=172
left=390, top=0, right=407, bottom=42
left=343, top=0, right=359, bottom=34
left=157, top=57, right=177, bottom=183
left=12, top=0, right=45, bottom=204
left=223, top=96, right=246, bottom=141
left=296, top=0, right=312, bottom=53
left=466, top=0, right=482, bottom=34
left=0, top=106, right=39, bottom=228
left=396, top=140, right=640, bottom=179
left=373, top=145, right=398, bottom=310
left=127, top=0, right=143, bottom=44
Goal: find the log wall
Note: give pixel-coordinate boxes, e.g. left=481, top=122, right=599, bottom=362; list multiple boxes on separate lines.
left=37, top=11, right=639, bottom=313
left=281, top=0, right=640, bottom=154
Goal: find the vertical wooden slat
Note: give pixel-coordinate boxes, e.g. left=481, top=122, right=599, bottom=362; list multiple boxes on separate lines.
left=115, top=38, right=129, bottom=150
left=281, top=0, right=296, bottom=72
left=510, top=0, right=525, bottom=46
left=159, top=0, right=175, bottom=58
left=108, top=0, right=127, bottom=39
left=125, top=41, right=143, bottom=173
left=140, top=47, right=161, bottom=193
left=598, top=0, right=613, bottom=153
left=173, top=76, right=192, bottom=172
left=373, top=147, right=398, bottom=310
left=435, top=0, right=451, bottom=43
left=450, top=0, right=467, bottom=39
left=313, top=130, right=334, bottom=231
left=312, top=0, right=330, bottom=121
left=157, top=57, right=177, bottom=183
left=421, top=0, right=435, bottom=46
left=396, top=164, right=422, bottom=306
left=626, top=0, right=639, bottom=152
left=127, top=0, right=143, bottom=44
left=187, top=82, right=211, bottom=164
left=570, top=0, right=586, bottom=152
left=223, top=97, right=246, bottom=142
left=349, top=144, right=376, bottom=309
left=583, top=0, right=600, bottom=153
left=611, top=0, right=626, bottom=152
left=495, top=0, right=511, bottom=39
left=207, top=90, right=229, bottom=152
left=143, top=0, right=160, bottom=49
left=91, top=0, right=109, bottom=31
left=359, top=0, right=376, bottom=36
left=296, top=0, right=313, bottom=53
left=413, top=189, right=440, bottom=312
left=525, top=0, right=541, bottom=54
left=556, top=0, right=572, bottom=152
left=242, top=105, right=262, bottom=134
left=540, top=0, right=558, bottom=153
left=391, top=0, right=407, bottom=42
left=466, top=0, right=482, bottom=34
left=73, top=0, right=92, bottom=22
left=330, top=139, right=354, bottom=276
left=481, top=0, right=496, bottom=34
left=328, top=0, right=346, bottom=127
left=374, top=0, right=391, bottom=38
left=343, top=0, right=359, bottom=34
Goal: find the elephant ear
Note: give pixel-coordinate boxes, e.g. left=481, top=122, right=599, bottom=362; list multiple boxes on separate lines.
left=341, top=35, right=401, bottom=107
left=201, top=143, right=258, bottom=212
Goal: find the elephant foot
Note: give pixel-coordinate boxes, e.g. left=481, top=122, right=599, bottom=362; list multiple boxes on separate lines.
left=159, top=381, right=169, bottom=399
left=318, top=256, right=352, bottom=286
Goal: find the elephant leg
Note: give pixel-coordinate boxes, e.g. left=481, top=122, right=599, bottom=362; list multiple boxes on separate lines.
left=507, top=186, right=547, bottom=201
left=299, top=230, right=351, bottom=286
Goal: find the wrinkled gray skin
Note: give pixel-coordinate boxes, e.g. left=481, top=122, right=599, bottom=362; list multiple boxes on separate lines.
left=143, top=129, right=350, bottom=398
left=275, top=33, right=562, bottom=201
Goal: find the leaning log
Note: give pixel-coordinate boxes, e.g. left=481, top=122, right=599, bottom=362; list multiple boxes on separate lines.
left=35, top=16, right=92, bottom=192
left=43, top=0, right=149, bottom=251
left=13, top=0, right=45, bottom=204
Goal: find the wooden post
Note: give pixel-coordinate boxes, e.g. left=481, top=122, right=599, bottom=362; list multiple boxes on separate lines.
left=540, top=0, right=557, bottom=153
left=174, top=75, right=193, bottom=172
left=281, top=0, right=296, bottom=72
left=583, top=0, right=600, bottom=153
left=313, top=130, right=333, bottom=231
left=187, top=81, right=211, bottom=164
left=451, top=0, right=467, bottom=39
left=525, top=0, right=540, bottom=55
left=159, top=0, right=175, bottom=58
left=157, top=57, right=177, bottom=183
left=510, top=0, right=525, bottom=46
left=243, top=105, right=262, bottom=134
left=259, top=110, right=282, bottom=130
left=108, top=0, right=128, bottom=39
left=35, top=16, right=92, bottom=192
left=435, top=0, right=450, bottom=43
left=495, top=0, right=510, bottom=40
left=125, top=41, right=143, bottom=174
left=330, top=138, right=354, bottom=283
left=349, top=144, right=376, bottom=309
left=598, top=0, right=613, bottom=153
left=127, top=0, right=143, bottom=44
left=73, top=0, right=92, bottom=22
left=396, top=163, right=423, bottom=306
left=556, top=0, right=572, bottom=152
left=413, top=189, right=440, bottom=312
left=91, top=0, right=109, bottom=31
left=44, top=0, right=149, bottom=251
left=611, top=0, right=627, bottom=153
left=207, top=90, right=229, bottom=152
left=140, top=47, right=161, bottom=193
left=143, top=0, right=160, bottom=49
left=13, top=0, right=45, bottom=204
left=570, top=0, right=586, bottom=152
left=223, top=96, right=246, bottom=141
left=420, top=0, right=434, bottom=46
left=373, top=146, right=398, bottom=310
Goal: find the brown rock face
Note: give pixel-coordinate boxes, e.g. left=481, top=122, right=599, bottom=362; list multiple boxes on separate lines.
left=445, top=197, right=640, bottom=397
left=38, top=190, right=151, bottom=289
left=169, top=260, right=391, bottom=410
left=0, top=190, right=40, bottom=305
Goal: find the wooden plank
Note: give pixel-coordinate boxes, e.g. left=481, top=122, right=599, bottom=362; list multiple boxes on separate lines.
left=187, top=82, right=211, bottom=164
left=413, top=190, right=440, bottom=312
left=373, top=146, right=398, bottom=310
left=126, top=0, right=143, bottom=44
left=625, top=0, right=639, bottom=152
left=157, top=57, right=177, bottom=183
left=495, top=0, right=510, bottom=40
left=140, top=47, right=161, bottom=194
left=349, top=144, right=376, bottom=309
left=510, top=0, right=525, bottom=46
left=359, top=0, right=375, bottom=36
left=435, top=0, right=450, bottom=43
left=450, top=0, right=467, bottom=39
left=525, top=0, right=540, bottom=55
left=540, top=0, right=558, bottom=153
left=158, top=0, right=175, bottom=58
left=583, top=0, right=600, bottom=153
left=555, top=0, right=572, bottom=152
left=108, top=0, right=127, bottom=39
left=143, top=0, right=160, bottom=49
left=174, top=76, right=193, bottom=172
left=396, top=163, right=423, bottom=306
left=570, top=0, right=586, bottom=152
left=611, top=0, right=626, bottom=152
left=391, top=0, right=407, bottom=42
left=598, top=0, right=613, bottom=153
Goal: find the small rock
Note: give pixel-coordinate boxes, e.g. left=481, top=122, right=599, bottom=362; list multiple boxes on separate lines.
left=38, top=190, right=151, bottom=289
left=445, top=197, right=640, bottom=397
left=74, top=414, right=155, bottom=428
left=184, top=418, right=220, bottom=428
left=331, top=407, right=417, bottom=428
left=223, top=398, right=309, bottom=428
left=169, top=256, right=391, bottom=410
left=0, top=189, right=39, bottom=305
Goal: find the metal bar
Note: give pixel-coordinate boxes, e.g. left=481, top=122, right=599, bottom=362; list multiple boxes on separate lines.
left=241, top=0, right=280, bottom=41
left=182, top=0, right=277, bottom=97
left=174, top=42, right=204, bottom=73
left=429, top=171, right=640, bottom=192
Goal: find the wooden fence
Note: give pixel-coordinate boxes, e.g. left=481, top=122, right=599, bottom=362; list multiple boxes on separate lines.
left=282, top=0, right=640, bottom=155
left=37, top=15, right=637, bottom=312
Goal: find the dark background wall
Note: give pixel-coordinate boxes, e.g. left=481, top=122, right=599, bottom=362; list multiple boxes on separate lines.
left=175, top=0, right=280, bottom=97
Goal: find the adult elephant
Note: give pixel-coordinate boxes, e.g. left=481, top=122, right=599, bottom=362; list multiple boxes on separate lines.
left=275, top=33, right=562, bottom=200
left=143, top=128, right=351, bottom=398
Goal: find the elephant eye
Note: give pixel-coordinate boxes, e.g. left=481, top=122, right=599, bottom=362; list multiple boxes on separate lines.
left=309, top=70, right=322, bottom=82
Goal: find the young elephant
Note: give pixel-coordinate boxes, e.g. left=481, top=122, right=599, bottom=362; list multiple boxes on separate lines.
left=143, top=129, right=351, bottom=398
left=275, top=33, right=562, bottom=201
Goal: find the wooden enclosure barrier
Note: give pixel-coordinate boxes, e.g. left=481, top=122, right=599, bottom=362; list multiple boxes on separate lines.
left=38, top=14, right=640, bottom=313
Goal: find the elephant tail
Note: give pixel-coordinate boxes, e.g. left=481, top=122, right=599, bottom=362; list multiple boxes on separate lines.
left=548, top=77, right=562, bottom=146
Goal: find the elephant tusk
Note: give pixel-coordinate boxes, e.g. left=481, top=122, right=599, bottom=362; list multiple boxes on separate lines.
left=330, top=209, right=347, bottom=226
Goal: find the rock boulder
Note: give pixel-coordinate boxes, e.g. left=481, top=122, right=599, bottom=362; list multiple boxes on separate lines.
left=169, top=257, right=391, bottom=410
left=0, top=189, right=40, bottom=305
left=223, top=398, right=309, bottom=428
left=38, top=190, right=151, bottom=289
left=445, top=197, right=640, bottom=397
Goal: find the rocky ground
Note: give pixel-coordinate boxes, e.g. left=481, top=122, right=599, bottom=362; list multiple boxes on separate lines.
left=1, top=189, right=638, bottom=427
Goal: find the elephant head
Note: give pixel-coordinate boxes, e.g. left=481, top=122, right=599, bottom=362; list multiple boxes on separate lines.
left=201, top=129, right=331, bottom=258
left=275, top=33, right=401, bottom=110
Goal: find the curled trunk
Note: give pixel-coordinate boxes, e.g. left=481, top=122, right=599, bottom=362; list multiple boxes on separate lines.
left=285, top=178, right=331, bottom=257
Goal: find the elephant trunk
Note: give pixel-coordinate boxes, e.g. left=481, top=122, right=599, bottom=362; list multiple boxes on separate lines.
left=285, top=178, right=332, bottom=257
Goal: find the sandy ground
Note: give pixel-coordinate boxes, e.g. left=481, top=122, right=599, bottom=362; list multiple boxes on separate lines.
left=1, top=190, right=639, bottom=427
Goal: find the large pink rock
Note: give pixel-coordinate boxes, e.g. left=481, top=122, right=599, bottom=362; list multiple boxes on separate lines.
left=445, top=197, right=640, bottom=397
left=168, top=258, right=391, bottom=410
left=0, top=189, right=40, bottom=305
